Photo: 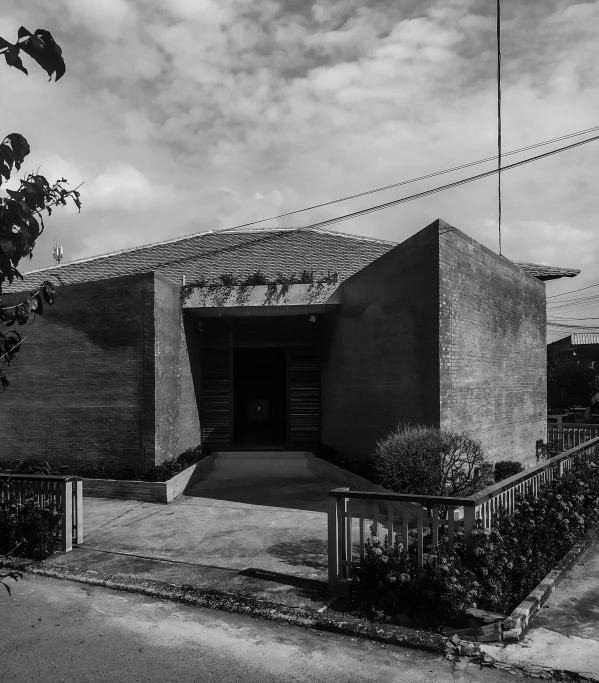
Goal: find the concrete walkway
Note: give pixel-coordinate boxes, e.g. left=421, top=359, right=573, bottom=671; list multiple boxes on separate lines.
left=46, top=469, right=348, bottom=611
left=480, top=533, right=599, bottom=680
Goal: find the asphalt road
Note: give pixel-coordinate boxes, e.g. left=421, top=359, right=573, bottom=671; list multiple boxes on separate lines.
left=0, top=574, right=519, bottom=683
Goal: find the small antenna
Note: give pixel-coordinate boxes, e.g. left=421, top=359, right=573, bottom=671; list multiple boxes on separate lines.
left=53, top=245, right=64, bottom=264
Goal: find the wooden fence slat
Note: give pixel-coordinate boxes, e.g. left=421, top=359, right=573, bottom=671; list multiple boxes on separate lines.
left=448, top=506, right=455, bottom=550
left=387, top=503, right=394, bottom=547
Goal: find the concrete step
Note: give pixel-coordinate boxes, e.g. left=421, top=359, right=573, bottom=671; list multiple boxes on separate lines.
left=210, top=451, right=312, bottom=479
left=215, top=451, right=308, bottom=460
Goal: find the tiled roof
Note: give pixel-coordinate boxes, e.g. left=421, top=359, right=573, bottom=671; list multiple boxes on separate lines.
left=571, top=333, right=599, bottom=346
left=512, top=262, right=580, bottom=281
left=4, top=225, right=580, bottom=293
left=5, top=227, right=395, bottom=293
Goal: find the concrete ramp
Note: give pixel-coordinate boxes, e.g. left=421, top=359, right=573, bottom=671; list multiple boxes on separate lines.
left=210, top=451, right=313, bottom=479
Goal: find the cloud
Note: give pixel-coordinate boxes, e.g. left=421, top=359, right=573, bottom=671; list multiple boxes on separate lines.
left=82, top=163, right=175, bottom=211
left=1, top=0, right=598, bottom=343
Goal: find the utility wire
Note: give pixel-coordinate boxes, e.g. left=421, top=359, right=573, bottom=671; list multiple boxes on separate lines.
left=548, top=282, right=599, bottom=298
left=221, top=124, right=599, bottom=233
left=300, top=132, right=599, bottom=231
left=497, top=0, right=502, bottom=255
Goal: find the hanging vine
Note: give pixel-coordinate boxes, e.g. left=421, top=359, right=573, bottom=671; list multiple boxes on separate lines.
left=180, top=270, right=339, bottom=308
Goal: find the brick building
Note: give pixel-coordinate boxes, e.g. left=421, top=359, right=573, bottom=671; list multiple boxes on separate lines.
left=0, top=219, right=579, bottom=467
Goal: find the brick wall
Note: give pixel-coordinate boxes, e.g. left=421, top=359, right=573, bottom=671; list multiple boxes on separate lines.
left=0, top=273, right=156, bottom=468
left=321, top=223, right=441, bottom=461
left=438, top=220, right=547, bottom=465
left=154, top=275, right=201, bottom=462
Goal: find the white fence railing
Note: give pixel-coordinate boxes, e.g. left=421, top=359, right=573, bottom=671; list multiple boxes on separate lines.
left=328, top=436, right=599, bottom=594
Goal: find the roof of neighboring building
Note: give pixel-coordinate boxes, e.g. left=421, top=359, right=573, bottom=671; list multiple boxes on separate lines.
left=571, top=333, right=599, bottom=345
left=4, top=224, right=581, bottom=294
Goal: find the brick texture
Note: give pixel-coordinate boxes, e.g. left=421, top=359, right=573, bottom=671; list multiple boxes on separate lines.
left=321, top=219, right=546, bottom=465
left=0, top=273, right=156, bottom=468
left=0, top=272, right=202, bottom=468
left=438, top=222, right=546, bottom=464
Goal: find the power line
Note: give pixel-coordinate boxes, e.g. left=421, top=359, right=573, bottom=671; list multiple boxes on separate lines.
left=547, top=282, right=599, bottom=299
left=301, top=131, right=599, bottom=231
left=222, top=124, right=599, bottom=233
left=496, top=0, right=502, bottom=255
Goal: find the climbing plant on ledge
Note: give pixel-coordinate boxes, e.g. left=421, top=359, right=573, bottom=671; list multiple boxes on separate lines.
left=180, top=270, right=339, bottom=308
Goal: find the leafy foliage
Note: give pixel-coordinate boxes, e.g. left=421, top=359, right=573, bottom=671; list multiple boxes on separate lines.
left=0, top=27, right=82, bottom=389
left=0, top=493, right=61, bottom=561
left=350, top=528, right=478, bottom=627
left=494, top=460, right=525, bottom=483
left=0, top=445, right=208, bottom=483
left=464, top=448, right=599, bottom=614
left=0, top=27, right=65, bottom=81
left=373, top=424, right=493, bottom=497
left=180, top=270, right=340, bottom=306
left=353, top=447, right=599, bottom=624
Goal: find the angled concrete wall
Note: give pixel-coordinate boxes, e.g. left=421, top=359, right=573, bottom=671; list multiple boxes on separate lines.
left=320, top=222, right=441, bottom=461
left=154, top=275, right=202, bottom=463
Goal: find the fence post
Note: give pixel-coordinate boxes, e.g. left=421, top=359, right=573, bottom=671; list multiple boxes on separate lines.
left=463, top=504, right=476, bottom=568
left=75, top=479, right=83, bottom=545
left=328, top=488, right=349, bottom=595
left=61, top=480, right=73, bottom=552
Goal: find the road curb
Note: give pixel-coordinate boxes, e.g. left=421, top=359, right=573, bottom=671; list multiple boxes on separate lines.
left=22, top=560, right=463, bottom=655
left=501, top=520, right=599, bottom=642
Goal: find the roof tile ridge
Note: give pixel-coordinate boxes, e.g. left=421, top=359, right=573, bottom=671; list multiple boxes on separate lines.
left=299, top=225, right=397, bottom=247
left=19, top=228, right=221, bottom=277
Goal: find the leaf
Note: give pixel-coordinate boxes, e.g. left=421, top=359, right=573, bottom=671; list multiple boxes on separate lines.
left=0, top=239, right=15, bottom=257
left=3, top=46, right=28, bottom=75
left=17, top=27, right=32, bottom=41
left=18, top=29, right=66, bottom=81
left=33, top=293, right=43, bottom=315
left=0, top=307, right=16, bottom=326
left=15, top=302, right=30, bottom=326
left=5, top=133, right=31, bottom=167
left=42, top=280, right=56, bottom=305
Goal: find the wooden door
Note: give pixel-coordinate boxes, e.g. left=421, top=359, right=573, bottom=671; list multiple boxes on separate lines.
left=201, top=347, right=232, bottom=449
left=287, top=348, right=320, bottom=448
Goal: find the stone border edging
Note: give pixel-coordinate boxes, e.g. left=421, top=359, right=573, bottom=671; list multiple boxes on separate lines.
left=501, top=520, right=599, bottom=642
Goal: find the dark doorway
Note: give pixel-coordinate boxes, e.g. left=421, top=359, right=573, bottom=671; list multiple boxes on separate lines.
left=233, top=348, right=286, bottom=449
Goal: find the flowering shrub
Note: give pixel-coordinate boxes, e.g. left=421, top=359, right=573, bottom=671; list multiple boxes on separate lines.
left=353, top=448, right=599, bottom=624
left=350, top=528, right=478, bottom=627
left=465, top=449, right=599, bottom=614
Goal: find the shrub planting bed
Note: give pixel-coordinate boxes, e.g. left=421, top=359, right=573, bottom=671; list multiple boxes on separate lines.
left=349, top=447, right=599, bottom=633
left=0, top=445, right=208, bottom=483
left=0, top=446, right=215, bottom=504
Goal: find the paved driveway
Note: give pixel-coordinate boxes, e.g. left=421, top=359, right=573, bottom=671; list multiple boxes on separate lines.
left=46, top=468, right=354, bottom=608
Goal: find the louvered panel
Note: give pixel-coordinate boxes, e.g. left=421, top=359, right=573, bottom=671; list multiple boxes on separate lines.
left=201, top=347, right=232, bottom=449
left=288, top=350, right=320, bottom=447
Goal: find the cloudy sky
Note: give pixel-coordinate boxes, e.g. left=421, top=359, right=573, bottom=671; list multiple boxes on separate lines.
left=1, top=0, right=598, bottom=340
